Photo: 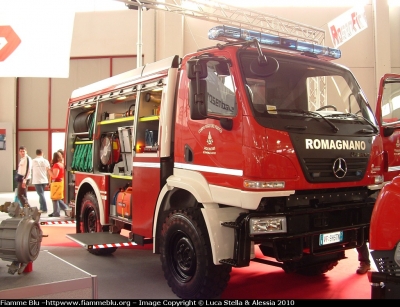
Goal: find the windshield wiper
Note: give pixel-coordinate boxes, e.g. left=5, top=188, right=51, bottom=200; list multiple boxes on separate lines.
left=274, top=108, right=339, bottom=132
left=328, top=113, right=378, bottom=133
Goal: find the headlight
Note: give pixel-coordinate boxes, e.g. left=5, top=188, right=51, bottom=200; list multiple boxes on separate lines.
left=244, top=180, right=285, bottom=189
left=250, top=217, right=287, bottom=235
left=374, top=175, right=383, bottom=184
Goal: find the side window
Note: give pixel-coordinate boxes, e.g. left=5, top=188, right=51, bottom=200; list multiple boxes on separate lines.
left=134, top=84, right=162, bottom=153
left=205, top=61, right=237, bottom=117
left=381, top=83, right=400, bottom=124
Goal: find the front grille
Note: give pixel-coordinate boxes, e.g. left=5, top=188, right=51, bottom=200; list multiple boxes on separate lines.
left=302, top=157, right=369, bottom=183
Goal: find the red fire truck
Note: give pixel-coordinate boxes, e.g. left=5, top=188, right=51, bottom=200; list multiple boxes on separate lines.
left=367, top=74, right=400, bottom=299
left=368, top=175, right=400, bottom=299
left=65, top=25, right=386, bottom=298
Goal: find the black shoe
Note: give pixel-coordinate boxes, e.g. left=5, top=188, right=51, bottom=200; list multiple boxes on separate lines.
left=356, top=262, right=371, bottom=274
left=48, top=213, right=60, bottom=217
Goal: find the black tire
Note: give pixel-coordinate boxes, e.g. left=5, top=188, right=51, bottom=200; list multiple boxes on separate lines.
left=80, top=192, right=117, bottom=256
left=160, top=209, right=231, bottom=299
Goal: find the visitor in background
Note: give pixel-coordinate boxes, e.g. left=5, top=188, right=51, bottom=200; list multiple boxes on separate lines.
left=57, top=148, right=64, bottom=157
left=48, top=151, right=69, bottom=217
left=31, top=149, right=50, bottom=213
left=356, top=243, right=371, bottom=274
left=356, top=194, right=377, bottom=274
left=16, top=146, right=32, bottom=207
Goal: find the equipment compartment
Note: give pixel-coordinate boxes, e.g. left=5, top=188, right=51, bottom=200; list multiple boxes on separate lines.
left=118, top=126, right=134, bottom=176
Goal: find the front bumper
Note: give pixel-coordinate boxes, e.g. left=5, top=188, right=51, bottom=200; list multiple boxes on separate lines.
left=220, top=201, right=373, bottom=267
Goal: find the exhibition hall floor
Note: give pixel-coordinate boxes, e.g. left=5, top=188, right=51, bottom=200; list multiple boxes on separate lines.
left=0, top=191, right=373, bottom=299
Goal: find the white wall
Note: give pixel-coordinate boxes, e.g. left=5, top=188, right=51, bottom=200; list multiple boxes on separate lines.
left=71, top=9, right=156, bottom=60
left=390, top=6, right=400, bottom=72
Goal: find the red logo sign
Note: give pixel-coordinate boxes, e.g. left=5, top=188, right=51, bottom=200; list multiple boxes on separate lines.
left=0, top=25, right=21, bottom=61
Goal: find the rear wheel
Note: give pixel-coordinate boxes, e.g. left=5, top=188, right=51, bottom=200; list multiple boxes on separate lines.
left=80, top=192, right=117, bottom=255
left=160, top=208, right=231, bottom=299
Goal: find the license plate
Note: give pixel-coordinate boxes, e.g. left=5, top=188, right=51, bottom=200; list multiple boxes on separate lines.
left=319, top=231, right=343, bottom=246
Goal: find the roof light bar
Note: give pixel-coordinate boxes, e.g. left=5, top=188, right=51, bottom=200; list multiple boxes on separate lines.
left=208, top=25, right=341, bottom=61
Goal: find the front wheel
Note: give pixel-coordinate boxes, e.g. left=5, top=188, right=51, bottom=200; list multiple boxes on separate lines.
left=80, top=192, right=117, bottom=256
left=160, top=209, right=231, bottom=299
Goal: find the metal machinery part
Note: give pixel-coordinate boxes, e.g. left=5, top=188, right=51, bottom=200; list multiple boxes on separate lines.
left=0, top=202, right=44, bottom=275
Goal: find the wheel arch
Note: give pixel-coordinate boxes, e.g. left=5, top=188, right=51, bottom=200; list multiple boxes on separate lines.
left=153, top=169, right=214, bottom=253
left=153, top=185, right=200, bottom=254
left=75, top=178, right=105, bottom=233
left=153, top=169, right=246, bottom=265
left=166, top=168, right=214, bottom=203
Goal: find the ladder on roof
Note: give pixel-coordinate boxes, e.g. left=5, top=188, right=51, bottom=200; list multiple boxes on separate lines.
left=117, top=0, right=329, bottom=107
left=117, top=0, right=325, bottom=44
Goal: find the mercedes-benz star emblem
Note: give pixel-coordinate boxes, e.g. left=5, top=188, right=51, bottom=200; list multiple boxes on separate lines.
left=332, top=158, right=347, bottom=179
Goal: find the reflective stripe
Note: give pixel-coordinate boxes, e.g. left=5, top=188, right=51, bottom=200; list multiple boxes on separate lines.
left=132, top=162, right=160, bottom=168
left=388, top=166, right=400, bottom=172
left=40, top=221, right=75, bottom=225
left=92, top=242, right=137, bottom=249
left=174, top=162, right=243, bottom=176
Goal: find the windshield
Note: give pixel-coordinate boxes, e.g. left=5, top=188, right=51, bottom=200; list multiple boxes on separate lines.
left=239, top=51, right=377, bottom=129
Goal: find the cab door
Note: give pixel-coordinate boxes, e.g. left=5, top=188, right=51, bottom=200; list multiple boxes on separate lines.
left=182, top=55, right=244, bottom=189
left=375, top=74, right=400, bottom=183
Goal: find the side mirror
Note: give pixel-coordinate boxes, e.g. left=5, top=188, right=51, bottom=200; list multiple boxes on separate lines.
left=189, top=79, right=207, bottom=120
left=215, top=62, right=230, bottom=77
left=383, top=126, right=396, bottom=137
left=187, top=59, right=208, bottom=80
